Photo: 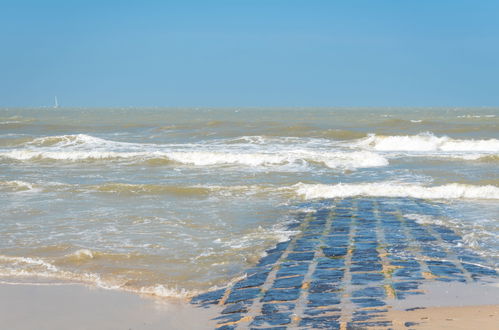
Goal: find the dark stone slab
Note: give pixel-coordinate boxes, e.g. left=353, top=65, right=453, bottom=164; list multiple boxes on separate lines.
left=316, top=257, right=345, bottom=269
left=461, top=263, right=497, bottom=277
left=351, top=272, right=384, bottom=285
left=352, top=286, right=386, bottom=298
left=221, top=302, right=250, bottom=314
left=309, top=281, right=341, bottom=293
left=287, top=252, right=315, bottom=261
left=261, top=303, right=295, bottom=314
left=393, top=281, right=420, bottom=291
left=272, top=276, right=304, bottom=289
left=276, top=262, right=309, bottom=278
left=352, top=242, right=378, bottom=250
left=427, top=265, right=463, bottom=277
left=258, top=252, right=283, bottom=267
left=266, top=241, right=291, bottom=254
left=350, top=262, right=382, bottom=272
left=191, top=288, right=225, bottom=305
left=216, top=325, right=236, bottom=330
left=293, top=238, right=320, bottom=252
left=262, top=288, right=301, bottom=302
left=405, top=321, right=420, bottom=327
left=226, top=288, right=261, bottom=304
left=312, top=268, right=344, bottom=281
left=393, top=268, right=424, bottom=280
left=251, top=313, right=292, bottom=326
left=307, top=292, right=341, bottom=307
left=324, top=236, right=349, bottom=247
left=234, top=271, right=270, bottom=289
left=351, top=297, right=386, bottom=308
left=304, top=307, right=341, bottom=316
left=215, top=313, right=244, bottom=324
left=322, top=247, right=347, bottom=258
left=347, top=321, right=392, bottom=329
left=299, top=316, right=340, bottom=329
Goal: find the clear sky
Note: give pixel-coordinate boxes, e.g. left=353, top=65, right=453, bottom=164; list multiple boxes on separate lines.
left=1, top=0, right=498, bottom=108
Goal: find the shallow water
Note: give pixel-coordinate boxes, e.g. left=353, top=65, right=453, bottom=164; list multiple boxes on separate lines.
left=0, top=107, right=498, bottom=297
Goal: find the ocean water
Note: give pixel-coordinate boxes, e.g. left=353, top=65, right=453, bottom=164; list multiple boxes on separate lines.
left=0, top=107, right=498, bottom=298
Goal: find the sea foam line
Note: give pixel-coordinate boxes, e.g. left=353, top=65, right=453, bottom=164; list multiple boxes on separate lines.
left=355, top=132, right=499, bottom=152
left=293, top=182, right=499, bottom=200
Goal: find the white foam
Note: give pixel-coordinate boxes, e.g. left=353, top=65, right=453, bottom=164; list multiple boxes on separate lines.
left=2, top=134, right=389, bottom=170
left=405, top=214, right=447, bottom=226
left=356, top=133, right=499, bottom=152
left=293, top=182, right=499, bottom=200
left=0, top=254, right=197, bottom=298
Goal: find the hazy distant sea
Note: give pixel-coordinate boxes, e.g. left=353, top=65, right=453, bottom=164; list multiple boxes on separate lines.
left=0, top=107, right=497, bottom=298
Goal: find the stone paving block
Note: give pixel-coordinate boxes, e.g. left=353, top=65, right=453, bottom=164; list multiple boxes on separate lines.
left=350, top=261, right=382, bottom=272
left=262, top=288, right=301, bottom=302
left=293, top=240, right=320, bottom=252
left=261, top=303, right=295, bottom=314
left=351, top=272, right=384, bottom=285
left=299, top=316, right=340, bottom=329
left=392, top=281, right=420, bottom=291
left=347, top=321, right=392, bottom=329
left=215, top=313, right=245, bottom=324
left=251, top=313, right=292, bottom=327
left=226, top=288, right=261, bottom=304
left=427, top=265, right=462, bottom=277
left=266, top=241, right=291, bottom=254
left=322, top=247, right=347, bottom=258
left=222, top=302, right=250, bottom=314
left=234, top=271, right=270, bottom=289
left=309, top=280, right=341, bottom=293
left=276, top=262, right=309, bottom=278
left=352, top=308, right=387, bottom=322
left=461, top=263, right=497, bottom=277
left=215, top=325, right=236, bottom=330
left=272, top=276, right=304, bottom=289
left=352, top=286, right=386, bottom=298
left=307, top=292, right=341, bottom=307
left=316, top=257, right=345, bottom=269
left=304, top=307, right=341, bottom=316
left=287, top=252, right=315, bottom=261
left=352, top=242, right=378, bottom=250
left=312, top=268, right=344, bottom=281
left=323, top=236, right=349, bottom=247
left=393, top=268, right=423, bottom=279
left=351, top=297, right=386, bottom=308
left=258, top=252, right=283, bottom=267
left=191, top=288, right=226, bottom=305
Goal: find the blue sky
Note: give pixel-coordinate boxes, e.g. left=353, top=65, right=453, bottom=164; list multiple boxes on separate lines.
left=1, top=0, right=498, bottom=107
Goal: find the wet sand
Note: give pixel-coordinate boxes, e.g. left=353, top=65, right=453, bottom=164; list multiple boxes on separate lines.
left=388, top=305, right=499, bottom=329
left=0, top=283, right=220, bottom=330
left=387, top=281, right=499, bottom=329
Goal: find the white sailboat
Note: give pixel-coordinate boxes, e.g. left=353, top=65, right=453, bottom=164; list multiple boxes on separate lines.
left=54, top=96, right=59, bottom=109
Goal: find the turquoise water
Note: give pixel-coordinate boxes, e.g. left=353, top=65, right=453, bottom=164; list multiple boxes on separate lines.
left=0, top=107, right=497, bottom=297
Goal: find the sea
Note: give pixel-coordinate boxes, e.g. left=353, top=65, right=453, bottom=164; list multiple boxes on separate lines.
left=0, top=107, right=498, bottom=298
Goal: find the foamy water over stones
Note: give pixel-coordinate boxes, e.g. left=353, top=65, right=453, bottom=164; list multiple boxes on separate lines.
left=0, top=107, right=498, bottom=298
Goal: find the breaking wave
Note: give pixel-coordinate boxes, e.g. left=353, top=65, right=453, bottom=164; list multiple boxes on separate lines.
left=0, top=134, right=389, bottom=170
left=0, top=254, right=196, bottom=298
left=356, top=132, right=499, bottom=152
left=293, top=182, right=499, bottom=200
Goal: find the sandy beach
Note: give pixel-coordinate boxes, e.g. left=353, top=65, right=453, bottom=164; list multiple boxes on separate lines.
left=387, top=280, right=499, bottom=329
left=0, top=283, right=219, bottom=330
